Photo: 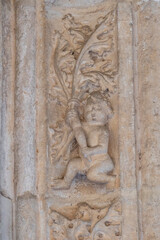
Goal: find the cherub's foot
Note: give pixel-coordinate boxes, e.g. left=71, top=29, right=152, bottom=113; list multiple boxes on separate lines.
left=51, top=179, right=71, bottom=190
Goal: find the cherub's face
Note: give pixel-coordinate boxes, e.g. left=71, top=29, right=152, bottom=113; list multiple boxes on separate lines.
left=84, top=102, right=108, bottom=124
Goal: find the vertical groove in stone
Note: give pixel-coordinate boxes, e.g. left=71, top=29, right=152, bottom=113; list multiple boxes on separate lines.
left=35, top=0, right=47, bottom=239
left=11, top=0, right=16, bottom=238
left=132, top=3, right=142, bottom=240
left=118, top=2, right=139, bottom=240
left=0, top=0, right=16, bottom=239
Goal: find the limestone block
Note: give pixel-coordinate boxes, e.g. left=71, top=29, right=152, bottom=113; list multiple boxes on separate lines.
left=0, top=194, right=13, bottom=240
left=16, top=196, right=37, bottom=240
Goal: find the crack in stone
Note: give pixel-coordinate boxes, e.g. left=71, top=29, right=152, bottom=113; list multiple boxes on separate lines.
left=0, top=191, right=12, bottom=201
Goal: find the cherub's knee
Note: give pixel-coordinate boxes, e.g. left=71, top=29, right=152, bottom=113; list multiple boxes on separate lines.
left=68, top=158, right=82, bottom=171
left=87, top=161, right=114, bottom=183
left=87, top=168, right=98, bottom=182
left=87, top=170, right=107, bottom=183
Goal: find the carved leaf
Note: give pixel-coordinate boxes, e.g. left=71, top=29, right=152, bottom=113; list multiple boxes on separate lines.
left=63, top=14, right=92, bottom=56
left=72, top=9, right=118, bottom=98
left=49, top=9, right=118, bottom=168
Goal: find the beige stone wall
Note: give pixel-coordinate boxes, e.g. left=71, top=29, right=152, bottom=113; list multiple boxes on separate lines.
left=135, top=2, right=160, bottom=239
left=0, top=0, right=160, bottom=239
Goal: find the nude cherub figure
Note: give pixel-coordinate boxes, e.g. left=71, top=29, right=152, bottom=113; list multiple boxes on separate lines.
left=52, top=91, right=114, bottom=189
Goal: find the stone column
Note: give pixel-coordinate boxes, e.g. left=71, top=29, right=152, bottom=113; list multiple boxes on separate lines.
left=118, top=2, right=139, bottom=240
left=15, top=0, right=37, bottom=239
left=0, top=0, right=16, bottom=239
left=35, top=0, right=47, bottom=239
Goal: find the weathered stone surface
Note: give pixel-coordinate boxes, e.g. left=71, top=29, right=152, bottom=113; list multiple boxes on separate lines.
left=15, top=0, right=36, bottom=197
left=0, top=194, right=13, bottom=240
left=136, top=1, right=160, bottom=239
left=35, top=0, right=47, bottom=239
left=0, top=1, right=15, bottom=239
left=0, top=0, right=15, bottom=201
left=118, top=2, right=139, bottom=239
left=1, top=0, right=160, bottom=239
left=16, top=195, right=37, bottom=240
left=14, top=1, right=37, bottom=238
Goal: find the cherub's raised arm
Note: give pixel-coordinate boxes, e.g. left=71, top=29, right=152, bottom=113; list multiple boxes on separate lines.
left=66, top=99, right=87, bottom=149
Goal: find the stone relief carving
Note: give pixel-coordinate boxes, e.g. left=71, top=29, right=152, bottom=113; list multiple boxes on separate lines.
left=47, top=6, right=120, bottom=239
left=49, top=200, right=121, bottom=240
left=51, top=91, right=115, bottom=190
left=49, top=9, right=118, bottom=184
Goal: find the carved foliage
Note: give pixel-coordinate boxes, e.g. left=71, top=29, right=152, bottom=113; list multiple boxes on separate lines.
left=47, top=7, right=119, bottom=239
left=48, top=8, right=118, bottom=166
left=48, top=201, right=121, bottom=240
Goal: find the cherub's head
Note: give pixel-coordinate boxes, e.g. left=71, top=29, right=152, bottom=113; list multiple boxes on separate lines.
left=84, top=92, right=113, bottom=125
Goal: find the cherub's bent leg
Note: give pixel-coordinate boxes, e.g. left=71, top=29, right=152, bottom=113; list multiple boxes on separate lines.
left=87, top=159, right=114, bottom=184
left=64, top=158, right=84, bottom=182
left=51, top=158, right=83, bottom=189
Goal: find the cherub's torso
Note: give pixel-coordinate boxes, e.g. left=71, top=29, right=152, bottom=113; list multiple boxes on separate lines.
left=82, top=122, right=109, bottom=147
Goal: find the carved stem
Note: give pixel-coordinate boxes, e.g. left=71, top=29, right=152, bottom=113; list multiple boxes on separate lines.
left=72, top=10, right=115, bottom=97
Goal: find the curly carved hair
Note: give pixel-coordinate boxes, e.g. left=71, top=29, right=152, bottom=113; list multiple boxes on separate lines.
left=85, top=91, right=113, bottom=119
